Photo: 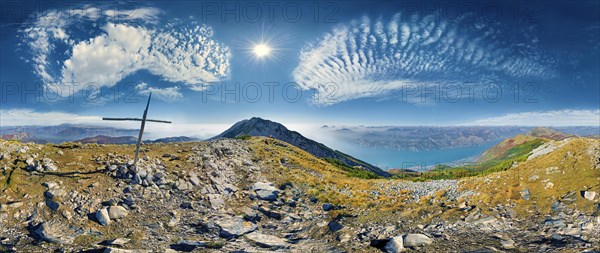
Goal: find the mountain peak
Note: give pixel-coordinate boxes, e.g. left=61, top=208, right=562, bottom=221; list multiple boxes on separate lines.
left=248, top=116, right=268, bottom=121
left=213, top=117, right=390, bottom=177
left=247, top=117, right=284, bottom=126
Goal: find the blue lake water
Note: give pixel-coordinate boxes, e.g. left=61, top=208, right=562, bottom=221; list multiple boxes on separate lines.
left=333, top=141, right=498, bottom=171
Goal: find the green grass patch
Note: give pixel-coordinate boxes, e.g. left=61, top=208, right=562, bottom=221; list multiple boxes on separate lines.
left=234, top=134, right=252, bottom=140
left=391, top=138, right=545, bottom=181
left=324, top=158, right=381, bottom=179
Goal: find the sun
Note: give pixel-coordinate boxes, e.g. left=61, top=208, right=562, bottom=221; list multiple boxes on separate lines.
left=253, top=44, right=271, bottom=57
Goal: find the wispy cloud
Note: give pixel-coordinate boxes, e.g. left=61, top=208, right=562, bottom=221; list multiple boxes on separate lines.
left=293, top=13, right=553, bottom=105
left=103, top=7, right=163, bottom=23
left=0, top=109, right=101, bottom=126
left=19, top=5, right=230, bottom=97
left=135, top=82, right=183, bottom=102
left=467, top=109, right=600, bottom=126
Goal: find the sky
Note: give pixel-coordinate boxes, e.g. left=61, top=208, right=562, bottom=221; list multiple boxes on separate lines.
left=0, top=0, right=599, bottom=138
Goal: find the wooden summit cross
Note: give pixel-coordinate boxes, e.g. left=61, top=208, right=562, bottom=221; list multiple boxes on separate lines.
left=103, top=93, right=172, bottom=166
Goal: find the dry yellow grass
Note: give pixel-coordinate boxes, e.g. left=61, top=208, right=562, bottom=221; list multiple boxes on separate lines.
left=461, top=137, right=600, bottom=216
left=3, top=135, right=595, bottom=230
left=246, top=137, right=414, bottom=211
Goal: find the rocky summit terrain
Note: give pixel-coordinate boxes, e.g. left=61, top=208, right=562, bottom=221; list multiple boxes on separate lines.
left=0, top=135, right=599, bottom=252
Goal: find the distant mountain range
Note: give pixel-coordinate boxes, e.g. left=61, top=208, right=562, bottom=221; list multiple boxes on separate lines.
left=212, top=117, right=391, bottom=177
left=76, top=135, right=138, bottom=144
left=149, top=136, right=201, bottom=143
left=0, top=124, right=139, bottom=143
left=323, top=125, right=599, bottom=151
left=73, top=135, right=201, bottom=144
left=0, top=124, right=200, bottom=144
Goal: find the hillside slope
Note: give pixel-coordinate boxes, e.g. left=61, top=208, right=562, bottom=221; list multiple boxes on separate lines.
left=463, top=137, right=600, bottom=215
left=528, top=127, right=575, bottom=140
left=477, top=127, right=574, bottom=163
left=0, top=136, right=598, bottom=252
left=213, top=117, right=390, bottom=177
left=476, top=134, right=545, bottom=163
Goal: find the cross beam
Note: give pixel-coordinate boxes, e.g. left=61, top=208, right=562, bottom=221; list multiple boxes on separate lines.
left=102, top=93, right=171, bottom=165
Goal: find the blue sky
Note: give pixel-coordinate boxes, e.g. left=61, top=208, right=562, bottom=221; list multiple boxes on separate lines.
left=1, top=1, right=599, bottom=137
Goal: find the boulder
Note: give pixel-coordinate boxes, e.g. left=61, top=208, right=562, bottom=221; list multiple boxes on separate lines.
left=384, top=236, right=404, bottom=253
left=42, top=181, right=59, bottom=189
left=243, top=207, right=260, bottom=223
left=207, top=194, right=224, bottom=209
left=328, top=221, right=343, bottom=232
left=25, top=157, right=35, bottom=166
left=45, top=199, right=60, bottom=211
left=501, top=239, right=515, bottom=249
left=581, top=222, right=594, bottom=230
left=474, top=216, right=497, bottom=225
left=42, top=158, right=52, bottom=165
left=131, top=173, right=142, bottom=185
left=216, top=216, right=257, bottom=239
left=402, top=234, right=432, bottom=248
left=108, top=206, right=129, bottom=220
left=581, top=191, right=596, bottom=201
left=544, top=218, right=566, bottom=228
left=6, top=202, right=23, bottom=208
left=322, top=203, right=334, bottom=211
left=107, top=164, right=118, bottom=172
left=252, top=182, right=279, bottom=201
left=101, top=238, right=131, bottom=246
left=96, top=208, right=111, bottom=226
left=170, top=240, right=207, bottom=251
left=257, top=206, right=283, bottom=220
left=520, top=189, right=530, bottom=200
left=189, top=173, right=201, bottom=186
left=44, top=188, right=66, bottom=199
left=34, top=221, right=80, bottom=244
left=245, top=232, right=288, bottom=249
left=176, top=179, right=191, bottom=191
left=102, top=248, right=150, bottom=253
left=43, top=163, right=58, bottom=171
left=138, top=169, right=148, bottom=179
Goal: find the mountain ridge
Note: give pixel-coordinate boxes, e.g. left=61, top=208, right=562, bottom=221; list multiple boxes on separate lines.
left=72, top=135, right=202, bottom=144
left=324, top=125, right=599, bottom=151
left=0, top=124, right=138, bottom=143
left=527, top=127, right=575, bottom=140
left=76, top=135, right=138, bottom=144
left=212, top=117, right=391, bottom=177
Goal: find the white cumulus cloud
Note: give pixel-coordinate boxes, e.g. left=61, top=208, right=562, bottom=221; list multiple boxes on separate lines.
left=19, top=5, right=230, bottom=97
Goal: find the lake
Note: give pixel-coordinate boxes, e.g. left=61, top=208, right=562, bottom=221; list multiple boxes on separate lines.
left=329, top=140, right=499, bottom=171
